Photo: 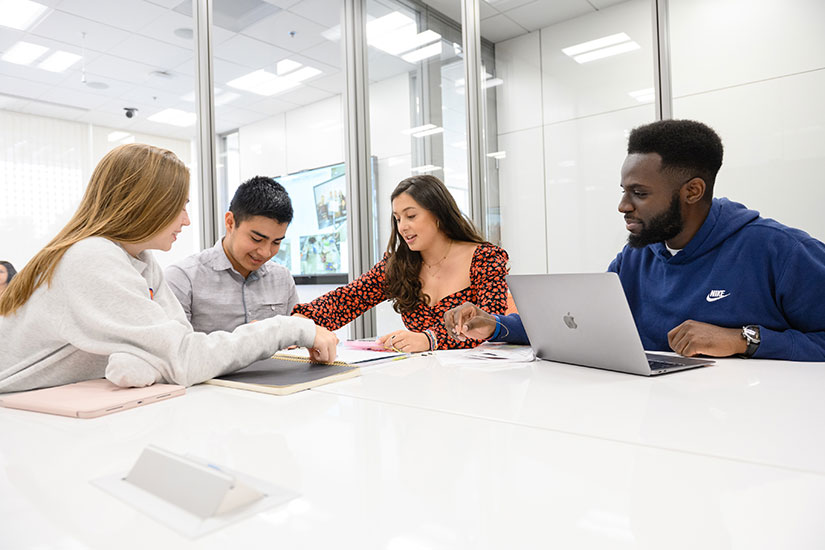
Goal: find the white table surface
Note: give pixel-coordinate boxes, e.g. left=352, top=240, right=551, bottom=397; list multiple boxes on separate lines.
left=318, top=353, right=825, bottom=473
left=1, top=353, right=824, bottom=549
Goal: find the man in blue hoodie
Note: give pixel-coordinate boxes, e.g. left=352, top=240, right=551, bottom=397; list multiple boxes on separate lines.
left=444, top=119, right=825, bottom=361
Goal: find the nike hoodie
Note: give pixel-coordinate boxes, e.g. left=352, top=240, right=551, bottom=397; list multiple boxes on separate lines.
left=608, top=197, right=825, bottom=361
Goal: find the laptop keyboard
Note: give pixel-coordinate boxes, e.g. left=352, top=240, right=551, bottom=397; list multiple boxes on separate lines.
left=648, top=359, right=686, bottom=371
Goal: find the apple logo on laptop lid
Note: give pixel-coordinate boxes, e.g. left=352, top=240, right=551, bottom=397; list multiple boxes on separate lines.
left=563, top=312, right=578, bottom=329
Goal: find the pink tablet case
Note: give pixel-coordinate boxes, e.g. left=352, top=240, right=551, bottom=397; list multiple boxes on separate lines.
left=0, top=379, right=185, bottom=418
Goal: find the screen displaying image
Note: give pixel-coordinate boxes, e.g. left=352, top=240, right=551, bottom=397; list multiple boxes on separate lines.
left=300, top=231, right=342, bottom=274
left=314, top=174, right=346, bottom=229
left=273, top=162, right=349, bottom=279
left=270, top=159, right=375, bottom=282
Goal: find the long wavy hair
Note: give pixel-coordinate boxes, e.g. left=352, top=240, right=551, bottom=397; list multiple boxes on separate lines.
left=385, top=175, right=485, bottom=312
left=0, top=143, right=189, bottom=316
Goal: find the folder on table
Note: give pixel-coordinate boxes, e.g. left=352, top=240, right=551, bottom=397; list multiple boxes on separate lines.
left=205, top=354, right=359, bottom=395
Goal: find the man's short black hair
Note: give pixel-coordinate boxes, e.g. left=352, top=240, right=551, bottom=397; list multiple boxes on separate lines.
left=627, top=119, right=724, bottom=200
left=229, top=176, right=293, bottom=225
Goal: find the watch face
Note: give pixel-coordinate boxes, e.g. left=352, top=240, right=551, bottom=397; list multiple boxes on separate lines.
left=744, top=326, right=760, bottom=343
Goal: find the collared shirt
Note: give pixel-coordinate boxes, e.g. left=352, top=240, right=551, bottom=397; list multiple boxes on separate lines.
left=165, top=239, right=299, bottom=334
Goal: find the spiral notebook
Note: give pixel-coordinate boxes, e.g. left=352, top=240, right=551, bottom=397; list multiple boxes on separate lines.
left=204, top=354, right=360, bottom=395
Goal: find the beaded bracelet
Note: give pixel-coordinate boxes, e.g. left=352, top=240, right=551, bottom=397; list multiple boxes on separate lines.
left=424, top=329, right=437, bottom=351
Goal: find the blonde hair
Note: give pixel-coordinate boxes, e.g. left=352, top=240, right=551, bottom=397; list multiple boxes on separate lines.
left=0, top=143, right=189, bottom=316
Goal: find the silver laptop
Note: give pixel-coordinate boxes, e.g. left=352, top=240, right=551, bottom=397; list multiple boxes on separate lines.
left=507, top=273, right=714, bottom=376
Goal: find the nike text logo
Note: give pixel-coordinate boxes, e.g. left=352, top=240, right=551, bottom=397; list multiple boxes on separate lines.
left=706, top=290, right=731, bottom=302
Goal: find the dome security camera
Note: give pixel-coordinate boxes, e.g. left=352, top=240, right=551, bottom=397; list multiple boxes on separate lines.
left=124, top=107, right=138, bottom=118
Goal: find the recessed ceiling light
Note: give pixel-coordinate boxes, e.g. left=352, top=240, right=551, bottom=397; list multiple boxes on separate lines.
left=227, top=67, right=321, bottom=96
left=37, top=50, right=81, bottom=72
left=85, top=81, right=109, bottom=90
left=0, top=0, right=49, bottom=31
left=562, top=33, right=631, bottom=57
left=148, top=108, right=196, bottom=127
left=562, top=33, right=640, bottom=64
left=283, top=66, right=321, bottom=82
left=366, top=12, right=441, bottom=58
left=214, top=91, right=240, bottom=106
left=276, top=59, right=301, bottom=75
left=412, top=126, right=443, bottom=138
left=401, top=42, right=442, bottom=64
left=227, top=69, right=301, bottom=96
left=573, top=41, right=639, bottom=64
left=2, top=41, right=49, bottom=65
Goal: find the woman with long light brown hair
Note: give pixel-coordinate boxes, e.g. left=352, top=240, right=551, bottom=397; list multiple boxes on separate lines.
left=0, top=143, right=337, bottom=393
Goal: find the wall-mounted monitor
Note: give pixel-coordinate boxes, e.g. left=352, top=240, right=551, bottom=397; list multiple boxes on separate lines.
left=271, top=159, right=376, bottom=285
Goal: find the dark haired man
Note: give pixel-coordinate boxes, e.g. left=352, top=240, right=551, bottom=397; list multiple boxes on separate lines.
left=445, top=119, right=825, bottom=361
left=166, top=176, right=300, bottom=334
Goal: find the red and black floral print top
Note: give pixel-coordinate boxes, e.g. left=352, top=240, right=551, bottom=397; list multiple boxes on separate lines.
left=292, top=243, right=509, bottom=349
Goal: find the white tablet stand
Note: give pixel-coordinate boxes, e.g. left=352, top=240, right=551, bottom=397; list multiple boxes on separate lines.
left=93, top=445, right=298, bottom=538
left=125, top=445, right=264, bottom=518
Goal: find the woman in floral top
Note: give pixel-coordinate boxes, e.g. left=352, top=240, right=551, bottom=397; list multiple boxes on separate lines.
left=293, top=175, right=509, bottom=352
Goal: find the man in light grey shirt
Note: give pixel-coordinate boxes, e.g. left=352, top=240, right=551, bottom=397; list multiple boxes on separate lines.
left=166, top=176, right=299, bottom=334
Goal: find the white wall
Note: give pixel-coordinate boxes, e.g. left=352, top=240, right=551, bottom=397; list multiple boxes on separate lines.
left=0, top=110, right=196, bottom=270
left=494, top=0, right=825, bottom=276
left=495, top=0, right=653, bottom=275
left=670, top=0, right=825, bottom=242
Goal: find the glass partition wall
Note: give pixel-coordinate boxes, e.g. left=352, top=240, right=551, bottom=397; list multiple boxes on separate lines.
left=0, top=0, right=200, bottom=270
left=4, top=0, right=824, bottom=339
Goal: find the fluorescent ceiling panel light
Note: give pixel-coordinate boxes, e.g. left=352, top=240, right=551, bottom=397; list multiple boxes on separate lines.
left=107, top=131, right=130, bottom=142
left=214, top=91, right=241, bottom=106
left=401, top=42, right=442, bottom=63
left=367, top=12, right=442, bottom=57
left=37, top=50, right=81, bottom=72
left=374, top=29, right=440, bottom=56
left=573, top=41, right=640, bottom=64
left=276, top=59, right=302, bottom=75
left=411, top=164, right=440, bottom=173
left=412, top=126, right=444, bottom=138
left=2, top=41, right=48, bottom=65
left=486, top=151, right=506, bottom=160
left=0, top=0, right=49, bottom=31
left=628, top=87, right=654, bottom=103
left=181, top=88, right=225, bottom=102
left=283, top=66, right=321, bottom=82
left=367, top=12, right=413, bottom=37
left=227, top=69, right=296, bottom=96
left=148, top=108, right=196, bottom=127
left=562, top=33, right=630, bottom=57
left=402, top=123, right=435, bottom=135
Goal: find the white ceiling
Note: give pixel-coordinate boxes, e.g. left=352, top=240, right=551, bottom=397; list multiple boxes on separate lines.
left=0, top=0, right=626, bottom=140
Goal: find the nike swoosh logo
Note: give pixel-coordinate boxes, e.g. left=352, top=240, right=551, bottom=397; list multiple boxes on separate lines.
left=706, top=293, right=731, bottom=302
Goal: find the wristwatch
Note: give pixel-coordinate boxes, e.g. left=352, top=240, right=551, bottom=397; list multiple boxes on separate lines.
left=740, top=325, right=761, bottom=358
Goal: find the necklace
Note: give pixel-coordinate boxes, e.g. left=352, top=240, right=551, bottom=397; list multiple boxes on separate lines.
left=423, top=239, right=453, bottom=275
